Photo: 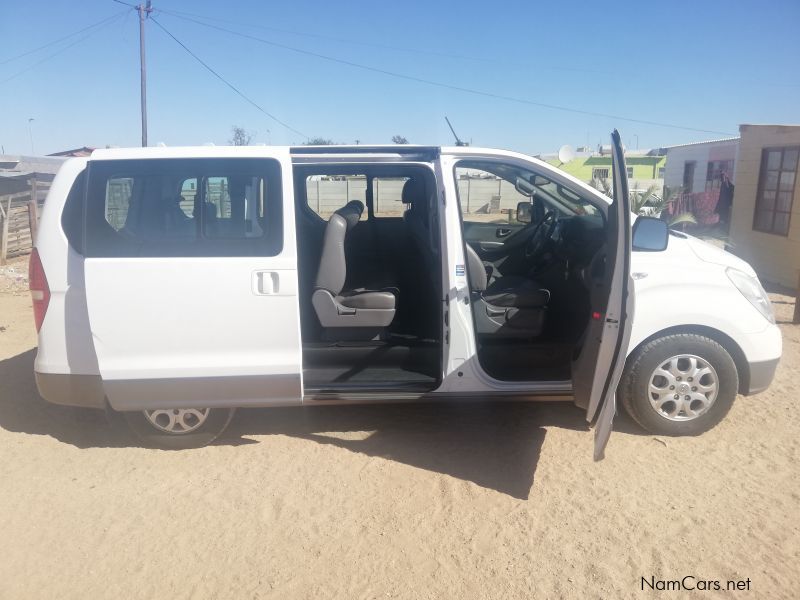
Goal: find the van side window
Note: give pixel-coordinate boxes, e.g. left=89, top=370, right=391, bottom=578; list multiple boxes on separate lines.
left=304, top=174, right=367, bottom=220
left=202, top=175, right=267, bottom=239
left=84, top=158, right=282, bottom=257
left=454, top=165, right=532, bottom=224
left=371, top=177, right=409, bottom=217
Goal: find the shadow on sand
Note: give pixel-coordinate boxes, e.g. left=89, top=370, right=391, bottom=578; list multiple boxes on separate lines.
left=0, top=349, right=647, bottom=498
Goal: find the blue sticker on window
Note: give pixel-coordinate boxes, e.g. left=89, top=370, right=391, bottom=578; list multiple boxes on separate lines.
left=455, top=264, right=465, bottom=276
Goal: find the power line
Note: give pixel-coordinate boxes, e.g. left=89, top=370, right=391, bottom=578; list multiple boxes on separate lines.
left=155, top=6, right=597, bottom=75
left=0, top=9, right=131, bottom=66
left=1, top=12, right=129, bottom=84
left=159, top=12, right=737, bottom=137
left=158, top=6, right=800, bottom=91
left=149, top=17, right=307, bottom=139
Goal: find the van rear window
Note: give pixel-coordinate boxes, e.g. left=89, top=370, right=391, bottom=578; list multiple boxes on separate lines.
left=83, top=158, right=282, bottom=257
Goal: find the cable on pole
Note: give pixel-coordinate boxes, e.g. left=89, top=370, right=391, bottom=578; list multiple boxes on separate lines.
left=1, top=11, right=129, bottom=84
left=0, top=9, right=131, bottom=66
left=150, top=16, right=307, bottom=139
left=161, top=11, right=737, bottom=137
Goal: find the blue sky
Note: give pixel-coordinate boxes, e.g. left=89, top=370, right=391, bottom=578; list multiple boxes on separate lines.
left=1, top=0, right=798, bottom=155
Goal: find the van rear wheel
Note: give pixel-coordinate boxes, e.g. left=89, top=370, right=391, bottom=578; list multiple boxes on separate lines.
left=124, top=407, right=235, bottom=449
left=619, top=334, right=738, bottom=436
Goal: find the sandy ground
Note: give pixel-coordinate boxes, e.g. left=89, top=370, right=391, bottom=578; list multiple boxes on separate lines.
left=0, top=255, right=798, bottom=599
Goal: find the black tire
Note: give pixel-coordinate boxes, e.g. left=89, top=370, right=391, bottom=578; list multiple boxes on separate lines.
left=123, top=408, right=235, bottom=449
left=619, top=334, right=738, bottom=436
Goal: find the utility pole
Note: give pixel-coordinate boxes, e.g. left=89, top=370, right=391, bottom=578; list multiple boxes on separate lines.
left=138, top=1, right=152, bottom=147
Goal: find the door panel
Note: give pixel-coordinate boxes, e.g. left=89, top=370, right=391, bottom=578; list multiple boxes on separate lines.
left=571, top=130, right=634, bottom=460
left=462, top=221, right=526, bottom=256
left=82, top=152, right=303, bottom=410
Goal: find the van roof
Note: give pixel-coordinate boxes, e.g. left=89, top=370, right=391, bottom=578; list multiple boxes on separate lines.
left=85, top=145, right=611, bottom=205
left=88, top=145, right=526, bottom=160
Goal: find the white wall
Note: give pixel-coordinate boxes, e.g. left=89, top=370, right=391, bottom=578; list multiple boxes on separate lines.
left=729, top=125, right=800, bottom=288
left=663, top=140, right=739, bottom=193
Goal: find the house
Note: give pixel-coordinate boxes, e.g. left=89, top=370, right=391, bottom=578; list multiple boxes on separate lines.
left=0, top=154, right=67, bottom=263
left=662, top=137, right=740, bottom=194
left=659, top=137, right=740, bottom=227
left=0, top=154, right=65, bottom=197
left=544, top=146, right=666, bottom=193
left=728, top=124, right=800, bottom=289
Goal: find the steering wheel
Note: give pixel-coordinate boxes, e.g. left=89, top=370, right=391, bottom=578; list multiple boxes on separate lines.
left=524, top=210, right=558, bottom=260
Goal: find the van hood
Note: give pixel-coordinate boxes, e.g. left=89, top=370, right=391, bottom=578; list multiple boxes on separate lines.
left=680, top=234, right=757, bottom=277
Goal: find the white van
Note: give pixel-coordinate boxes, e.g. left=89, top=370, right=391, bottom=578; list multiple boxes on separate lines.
left=30, top=132, right=781, bottom=459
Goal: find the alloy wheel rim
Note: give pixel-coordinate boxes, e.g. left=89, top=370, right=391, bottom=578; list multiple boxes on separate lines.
left=647, top=354, right=719, bottom=421
left=143, top=408, right=210, bottom=434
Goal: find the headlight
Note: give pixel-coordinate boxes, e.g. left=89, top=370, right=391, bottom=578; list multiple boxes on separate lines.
left=726, top=268, right=775, bottom=324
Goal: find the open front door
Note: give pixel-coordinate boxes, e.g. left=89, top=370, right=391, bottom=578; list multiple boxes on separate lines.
left=82, top=150, right=303, bottom=411
left=572, top=130, right=634, bottom=460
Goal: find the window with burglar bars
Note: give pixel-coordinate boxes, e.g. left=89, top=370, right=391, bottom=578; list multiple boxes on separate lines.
left=753, top=146, right=798, bottom=236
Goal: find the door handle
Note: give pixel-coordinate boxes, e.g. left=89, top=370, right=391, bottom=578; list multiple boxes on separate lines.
left=254, top=271, right=280, bottom=295
left=497, top=228, right=512, bottom=238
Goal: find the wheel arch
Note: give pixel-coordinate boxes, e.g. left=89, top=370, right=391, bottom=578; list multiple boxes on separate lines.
left=627, top=325, right=750, bottom=395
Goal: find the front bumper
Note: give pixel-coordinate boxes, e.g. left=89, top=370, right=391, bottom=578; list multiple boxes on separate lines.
left=744, top=358, right=780, bottom=395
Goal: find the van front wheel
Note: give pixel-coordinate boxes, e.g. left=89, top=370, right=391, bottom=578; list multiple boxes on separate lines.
left=124, top=407, right=235, bottom=449
left=619, top=334, right=738, bottom=436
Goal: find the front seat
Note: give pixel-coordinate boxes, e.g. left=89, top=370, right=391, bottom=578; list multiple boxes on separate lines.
left=312, top=200, right=397, bottom=338
left=465, top=244, right=549, bottom=338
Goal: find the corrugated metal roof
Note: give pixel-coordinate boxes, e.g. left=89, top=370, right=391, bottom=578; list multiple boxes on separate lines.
left=0, top=171, right=36, bottom=179
left=0, top=154, right=65, bottom=175
left=661, top=137, right=739, bottom=150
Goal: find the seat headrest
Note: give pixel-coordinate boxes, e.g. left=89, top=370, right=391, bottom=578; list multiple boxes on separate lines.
left=401, top=178, right=425, bottom=205
left=334, top=200, right=364, bottom=229
left=193, top=201, right=217, bottom=221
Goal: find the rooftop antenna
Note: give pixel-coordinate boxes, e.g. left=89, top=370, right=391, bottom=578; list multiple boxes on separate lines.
left=445, top=116, right=468, bottom=146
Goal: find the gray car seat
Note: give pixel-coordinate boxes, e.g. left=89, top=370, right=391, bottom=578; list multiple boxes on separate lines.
left=465, top=244, right=549, bottom=338
left=402, top=177, right=438, bottom=278
left=402, top=178, right=428, bottom=246
left=312, top=200, right=397, bottom=337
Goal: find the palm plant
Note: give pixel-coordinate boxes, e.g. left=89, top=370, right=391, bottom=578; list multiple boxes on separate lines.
left=650, top=185, right=696, bottom=228
left=588, top=177, right=612, bottom=197
left=590, top=179, right=696, bottom=228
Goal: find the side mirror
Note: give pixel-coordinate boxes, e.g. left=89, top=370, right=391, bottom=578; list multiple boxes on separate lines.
left=516, top=201, right=533, bottom=224
left=632, top=216, right=669, bottom=251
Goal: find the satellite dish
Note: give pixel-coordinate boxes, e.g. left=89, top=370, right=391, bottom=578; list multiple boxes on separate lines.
left=558, top=144, right=575, bottom=164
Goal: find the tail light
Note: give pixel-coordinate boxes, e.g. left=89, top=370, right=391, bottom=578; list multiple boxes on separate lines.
left=29, top=249, right=50, bottom=333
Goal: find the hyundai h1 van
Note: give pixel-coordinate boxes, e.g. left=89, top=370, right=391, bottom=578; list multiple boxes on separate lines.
left=29, top=132, right=782, bottom=459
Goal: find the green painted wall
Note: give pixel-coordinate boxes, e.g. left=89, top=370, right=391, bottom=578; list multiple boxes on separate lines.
left=546, top=155, right=666, bottom=182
